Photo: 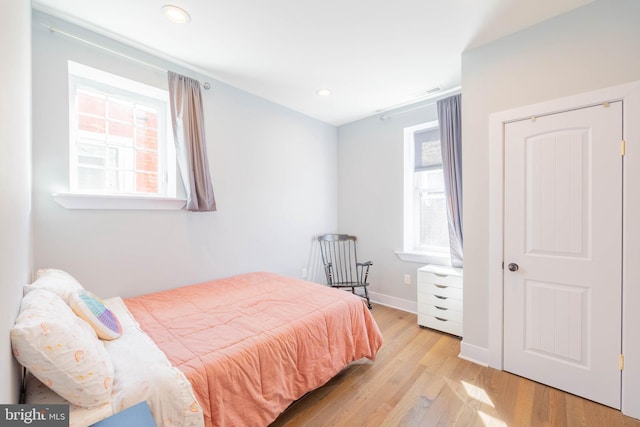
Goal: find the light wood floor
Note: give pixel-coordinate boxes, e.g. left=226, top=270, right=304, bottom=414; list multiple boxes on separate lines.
left=271, top=304, right=640, bottom=427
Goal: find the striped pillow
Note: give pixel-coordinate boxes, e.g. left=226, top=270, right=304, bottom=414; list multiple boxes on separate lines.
left=69, top=290, right=122, bottom=340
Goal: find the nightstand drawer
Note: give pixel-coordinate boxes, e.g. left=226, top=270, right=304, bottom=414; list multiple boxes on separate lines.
left=418, top=271, right=463, bottom=288
left=420, top=304, right=463, bottom=323
left=418, top=313, right=463, bottom=336
left=419, top=293, right=463, bottom=311
left=418, top=283, right=463, bottom=299
left=418, top=265, right=462, bottom=286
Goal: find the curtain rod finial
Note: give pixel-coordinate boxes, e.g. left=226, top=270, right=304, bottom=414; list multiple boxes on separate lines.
left=202, top=82, right=211, bottom=90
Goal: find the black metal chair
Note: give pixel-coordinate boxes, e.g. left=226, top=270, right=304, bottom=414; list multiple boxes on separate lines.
left=317, top=234, right=372, bottom=309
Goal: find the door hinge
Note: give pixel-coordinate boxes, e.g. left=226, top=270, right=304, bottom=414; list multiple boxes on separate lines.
left=620, top=354, right=625, bottom=370
left=621, top=140, right=626, bottom=157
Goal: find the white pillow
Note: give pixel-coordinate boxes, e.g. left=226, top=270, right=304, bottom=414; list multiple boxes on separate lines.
left=11, top=289, right=114, bottom=408
left=23, top=269, right=84, bottom=304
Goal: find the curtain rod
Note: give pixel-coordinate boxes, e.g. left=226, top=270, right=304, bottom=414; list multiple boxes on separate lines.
left=378, top=87, right=461, bottom=121
left=46, top=26, right=211, bottom=90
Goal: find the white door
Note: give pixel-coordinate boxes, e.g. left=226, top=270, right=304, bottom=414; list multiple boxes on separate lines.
left=503, top=102, right=623, bottom=408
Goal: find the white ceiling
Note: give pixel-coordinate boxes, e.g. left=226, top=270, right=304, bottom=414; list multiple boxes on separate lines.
left=32, top=0, right=593, bottom=126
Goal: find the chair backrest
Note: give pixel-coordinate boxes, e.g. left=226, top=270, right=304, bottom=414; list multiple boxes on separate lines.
left=317, top=234, right=360, bottom=285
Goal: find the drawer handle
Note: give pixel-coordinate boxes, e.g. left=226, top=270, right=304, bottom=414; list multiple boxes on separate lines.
left=435, top=273, right=448, bottom=277
left=435, top=306, right=448, bottom=311
left=435, top=284, right=448, bottom=289
left=435, top=295, right=448, bottom=300
left=435, top=317, right=448, bottom=322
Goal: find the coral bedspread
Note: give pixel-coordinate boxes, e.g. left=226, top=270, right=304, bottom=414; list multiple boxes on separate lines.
left=124, top=272, right=383, bottom=427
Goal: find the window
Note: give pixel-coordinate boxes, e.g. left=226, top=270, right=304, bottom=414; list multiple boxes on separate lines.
left=67, top=62, right=176, bottom=198
left=399, top=121, right=450, bottom=264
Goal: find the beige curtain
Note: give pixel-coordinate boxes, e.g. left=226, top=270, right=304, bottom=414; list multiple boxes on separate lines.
left=168, top=71, right=216, bottom=212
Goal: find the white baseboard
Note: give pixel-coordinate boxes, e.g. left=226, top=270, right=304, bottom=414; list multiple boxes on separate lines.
left=459, top=340, right=489, bottom=366
left=369, top=291, right=416, bottom=314
left=369, top=293, right=491, bottom=367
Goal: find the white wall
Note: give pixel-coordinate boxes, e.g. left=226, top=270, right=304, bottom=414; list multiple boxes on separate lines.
left=461, top=0, right=640, bottom=353
left=0, top=2, right=32, bottom=404
left=337, top=102, right=439, bottom=310
left=32, top=11, right=337, bottom=298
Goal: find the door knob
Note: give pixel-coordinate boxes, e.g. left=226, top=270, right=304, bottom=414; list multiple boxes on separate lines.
left=508, top=263, right=519, bottom=272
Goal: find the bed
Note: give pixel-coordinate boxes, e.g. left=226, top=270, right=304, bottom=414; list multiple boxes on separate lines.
left=12, top=270, right=383, bottom=427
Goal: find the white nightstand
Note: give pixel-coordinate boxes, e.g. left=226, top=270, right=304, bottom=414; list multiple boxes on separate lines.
left=417, top=265, right=463, bottom=337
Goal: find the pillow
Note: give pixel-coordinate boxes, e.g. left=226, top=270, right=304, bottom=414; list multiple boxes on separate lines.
left=69, top=290, right=122, bottom=340
left=10, top=290, right=114, bottom=408
left=23, top=269, right=84, bottom=304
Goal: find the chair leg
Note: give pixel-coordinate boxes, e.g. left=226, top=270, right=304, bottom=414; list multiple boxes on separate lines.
left=363, top=286, right=371, bottom=309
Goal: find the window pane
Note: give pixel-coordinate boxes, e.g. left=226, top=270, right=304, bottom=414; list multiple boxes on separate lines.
left=107, top=99, right=133, bottom=122
left=121, top=170, right=135, bottom=192
left=107, top=147, right=119, bottom=168
left=78, top=167, right=105, bottom=191
left=77, top=91, right=105, bottom=117
left=118, top=147, right=135, bottom=170
left=78, top=115, right=106, bottom=133
left=414, top=127, right=441, bottom=171
left=418, top=191, right=450, bottom=250
left=136, top=127, right=158, bottom=150
left=106, top=169, right=135, bottom=193
left=136, top=172, right=158, bottom=193
left=135, top=106, right=158, bottom=128
left=418, top=169, right=445, bottom=193
left=106, top=169, right=119, bottom=192
left=77, top=143, right=106, bottom=167
left=136, top=150, right=158, bottom=173
left=108, top=120, right=134, bottom=139
left=416, top=140, right=442, bottom=170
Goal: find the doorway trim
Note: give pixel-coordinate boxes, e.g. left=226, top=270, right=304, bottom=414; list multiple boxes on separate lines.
left=487, top=80, right=640, bottom=418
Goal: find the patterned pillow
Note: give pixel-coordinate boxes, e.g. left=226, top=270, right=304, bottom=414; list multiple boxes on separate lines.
left=10, top=290, right=114, bottom=408
left=69, top=290, right=122, bottom=340
left=23, top=269, right=84, bottom=304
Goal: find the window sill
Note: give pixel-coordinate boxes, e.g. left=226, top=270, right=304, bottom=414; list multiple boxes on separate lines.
left=395, top=250, right=451, bottom=266
left=52, top=193, right=186, bottom=210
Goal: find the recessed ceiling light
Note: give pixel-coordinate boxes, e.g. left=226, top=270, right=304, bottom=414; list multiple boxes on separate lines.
left=162, top=5, right=191, bottom=24
left=316, top=89, right=331, bottom=97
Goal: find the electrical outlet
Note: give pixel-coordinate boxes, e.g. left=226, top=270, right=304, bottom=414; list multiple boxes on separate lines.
left=302, top=268, right=308, bottom=279
left=404, top=274, right=411, bottom=285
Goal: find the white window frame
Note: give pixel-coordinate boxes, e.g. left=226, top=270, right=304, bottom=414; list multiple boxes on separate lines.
left=396, top=121, right=451, bottom=265
left=54, top=62, right=184, bottom=210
